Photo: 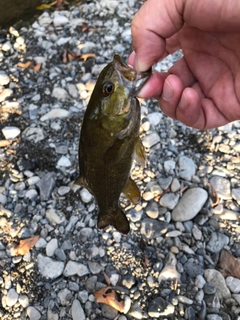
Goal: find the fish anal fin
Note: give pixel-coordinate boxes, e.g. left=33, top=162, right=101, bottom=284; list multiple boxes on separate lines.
left=97, top=208, right=130, bottom=235
left=123, top=177, right=140, bottom=204
left=134, top=137, right=146, bottom=167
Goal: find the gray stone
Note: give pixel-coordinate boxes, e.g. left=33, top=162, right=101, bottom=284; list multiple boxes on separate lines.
left=57, top=156, right=71, bottom=167
left=142, top=132, right=160, bottom=148
left=58, top=288, right=72, bottom=306
left=206, top=232, right=229, bottom=253
left=6, top=288, right=18, bottom=306
left=163, top=160, right=176, bottom=174
left=159, top=177, right=172, bottom=190
left=159, top=193, right=179, bottom=210
left=203, top=283, right=216, bottom=295
left=0, top=72, right=10, bottom=85
left=64, top=261, right=90, bottom=277
left=46, top=208, right=65, bottom=225
left=140, top=218, right=168, bottom=240
left=204, top=269, right=231, bottom=299
left=184, top=259, right=204, bottom=278
left=209, top=176, right=231, bottom=200
left=158, top=252, right=180, bottom=282
left=71, top=299, right=86, bottom=320
left=172, top=188, right=208, bottom=222
left=37, top=172, right=56, bottom=201
left=226, top=276, right=240, bottom=293
left=38, top=254, right=64, bottom=279
left=52, top=88, right=69, bottom=101
left=178, top=156, right=196, bottom=181
left=148, top=296, right=166, bottom=317
left=146, top=201, right=159, bottom=219
left=102, top=304, right=118, bottom=319
left=46, top=238, right=58, bottom=257
left=2, top=126, right=20, bottom=139
left=26, top=306, right=41, bottom=320
left=147, top=112, right=163, bottom=127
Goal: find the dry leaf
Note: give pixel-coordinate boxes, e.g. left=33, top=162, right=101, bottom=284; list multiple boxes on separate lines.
left=80, top=53, right=96, bottom=62
left=208, top=183, right=219, bottom=206
left=17, top=61, right=33, bottom=69
left=94, top=286, right=124, bottom=312
left=13, top=235, right=40, bottom=256
left=81, top=22, right=89, bottom=32
left=103, top=272, right=111, bottom=286
left=219, top=249, right=240, bottom=279
left=33, top=63, right=42, bottom=72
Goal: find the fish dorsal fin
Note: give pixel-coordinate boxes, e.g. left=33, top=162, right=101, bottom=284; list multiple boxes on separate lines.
left=122, top=177, right=140, bottom=204
left=134, top=137, right=146, bottom=167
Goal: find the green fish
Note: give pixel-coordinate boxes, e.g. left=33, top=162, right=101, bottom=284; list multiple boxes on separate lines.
left=76, top=54, right=150, bottom=234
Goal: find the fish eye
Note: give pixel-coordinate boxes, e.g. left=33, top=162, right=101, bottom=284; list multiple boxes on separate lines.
left=103, top=82, right=114, bottom=96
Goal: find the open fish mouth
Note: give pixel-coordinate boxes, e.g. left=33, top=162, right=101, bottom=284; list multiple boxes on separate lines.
left=113, top=54, right=151, bottom=96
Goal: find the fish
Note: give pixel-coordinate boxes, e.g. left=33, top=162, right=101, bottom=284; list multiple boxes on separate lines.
left=76, top=54, right=151, bottom=234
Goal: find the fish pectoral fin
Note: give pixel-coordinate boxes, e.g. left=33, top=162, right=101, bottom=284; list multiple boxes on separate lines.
left=123, top=177, right=140, bottom=204
left=134, top=137, right=146, bottom=167
left=97, top=208, right=130, bottom=235
left=104, top=138, right=128, bottom=164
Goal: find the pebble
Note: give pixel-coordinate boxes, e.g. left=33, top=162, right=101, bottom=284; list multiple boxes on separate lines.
left=206, top=231, right=229, bottom=253
left=142, top=132, right=160, bottom=148
left=38, top=254, right=65, bottom=279
left=57, top=156, right=72, bottom=167
left=178, top=156, right=196, bottom=181
left=147, top=112, right=163, bottom=127
left=209, top=176, right=232, bottom=200
left=6, top=288, right=18, bottom=307
left=0, top=72, right=10, bottom=85
left=159, top=193, right=179, bottom=210
left=226, top=276, right=240, bottom=293
left=26, top=306, right=41, bottom=320
left=172, top=187, right=208, bottom=222
left=140, top=218, right=168, bottom=239
left=37, top=172, right=56, bottom=201
left=80, top=188, right=93, bottom=203
left=46, top=208, right=65, bottom=225
left=40, top=108, right=69, bottom=121
left=71, top=299, right=86, bottom=320
left=158, top=252, right=180, bottom=282
left=46, top=238, right=58, bottom=257
left=204, top=269, right=231, bottom=299
left=2, top=126, right=20, bottom=139
left=63, top=261, right=90, bottom=277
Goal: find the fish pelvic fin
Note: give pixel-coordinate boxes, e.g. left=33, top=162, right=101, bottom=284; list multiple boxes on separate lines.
left=97, top=208, right=130, bottom=235
left=123, top=177, right=140, bottom=204
left=134, top=137, right=146, bottom=167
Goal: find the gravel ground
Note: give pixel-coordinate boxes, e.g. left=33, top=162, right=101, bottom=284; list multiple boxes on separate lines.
left=1, top=1, right=240, bottom=319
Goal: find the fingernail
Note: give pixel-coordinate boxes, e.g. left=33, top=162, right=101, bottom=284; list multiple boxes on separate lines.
left=162, top=80, right=173, bottom=101
left=179, top=94, right=189, bottom=110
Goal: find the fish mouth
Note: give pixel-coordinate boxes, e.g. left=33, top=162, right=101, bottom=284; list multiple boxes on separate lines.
left=113, top=54, right=151, bottom=96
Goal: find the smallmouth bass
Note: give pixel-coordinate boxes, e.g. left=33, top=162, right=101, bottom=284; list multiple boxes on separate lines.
left=76, top=54, right=150, bottom=234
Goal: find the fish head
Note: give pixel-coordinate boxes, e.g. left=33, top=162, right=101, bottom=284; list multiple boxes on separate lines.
left=90, top=54, right=151, bottom=118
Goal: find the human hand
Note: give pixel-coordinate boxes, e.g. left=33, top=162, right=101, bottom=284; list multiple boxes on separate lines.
left=129, top=0, right=240, bottom=129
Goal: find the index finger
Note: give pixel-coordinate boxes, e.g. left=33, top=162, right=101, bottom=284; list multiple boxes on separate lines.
left=131, top=0, right=184, bottom=72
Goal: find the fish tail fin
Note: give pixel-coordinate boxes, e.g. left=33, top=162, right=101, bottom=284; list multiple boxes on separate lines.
left=97, top=208, right=130, bottom=235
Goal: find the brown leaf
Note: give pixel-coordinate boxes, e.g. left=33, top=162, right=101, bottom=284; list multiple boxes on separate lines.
left=17, top=61, right=33, bottom=69
left=103, top=272, right=111, bottom=286
left=33, top=63, right=42, bottom=72
left=80, top=53, right=96, bottom=62
left=219, top=249, right=240, bottom=279
left=208, top=183, right=219, bottom=206
left=13, top=235, right=40, bottom=256
left=94, top=286, right=124, bottom=312
left=81, top=22, right=89, bottom=32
